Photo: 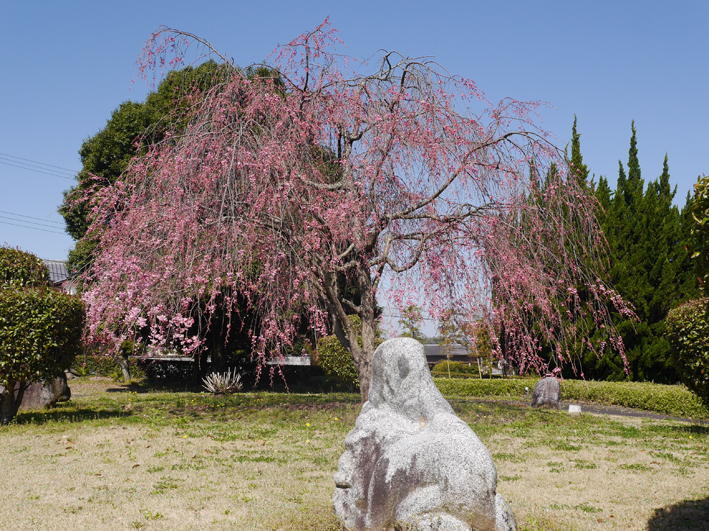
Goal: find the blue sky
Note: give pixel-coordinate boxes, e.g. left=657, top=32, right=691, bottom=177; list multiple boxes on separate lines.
left=1, top=0, right=707, bottom=266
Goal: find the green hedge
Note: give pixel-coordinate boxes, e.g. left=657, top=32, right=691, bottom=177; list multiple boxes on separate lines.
left=431, top=360, right=481, bottom=379
left=665, top=298, right=708, bottom=405
left=434, top=377, right=708, bottom=419
left=0, top=288, right=84, bottom=387
left=0, top=247, right=49, bottom=289
left=70, top=353, right=145, bottom=381
left=71, top=353, right=118, bottom=377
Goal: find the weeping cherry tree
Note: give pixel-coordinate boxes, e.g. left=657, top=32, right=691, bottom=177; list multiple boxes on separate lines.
left=82, top=21, right=632, bottom=400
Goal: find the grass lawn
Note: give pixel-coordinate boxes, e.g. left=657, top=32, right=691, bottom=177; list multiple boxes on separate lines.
left=2, top=377, right=707, bottom=530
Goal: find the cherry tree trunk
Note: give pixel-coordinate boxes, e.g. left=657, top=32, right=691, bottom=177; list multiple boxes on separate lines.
left=117, top=355, right=131, bottom=383
left=351, top=313, right=378, bottom=402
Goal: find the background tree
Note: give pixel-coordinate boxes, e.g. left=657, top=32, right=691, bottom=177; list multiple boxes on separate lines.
left=688, top=175, right=709, bottom=293
left=60, top=61, right=231, bottom=274
left=82, top=22, right=630, bottom=400
left=663, top=176, right=709, bottom=403
left=569, top=116, right=589, bottom=187
left=438, top=308, right=463, bottom=354
left=62, top=61, right=290, bottom=378
left=399, top=305, right=424, bottom=340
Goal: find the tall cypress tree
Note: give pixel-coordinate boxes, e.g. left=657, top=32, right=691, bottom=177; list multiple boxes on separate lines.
left=595, top=176, right=612, bottom=212
left=570, top=116, right=589, bottom=187
left=626, top=121, right=643, bottom=201
left=587, top=124, right=698, bottom=382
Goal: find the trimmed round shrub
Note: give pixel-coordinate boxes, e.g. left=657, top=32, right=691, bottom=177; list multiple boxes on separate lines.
left=0, top=287, right=84, bottom=423
left=665, top=298, right=709, bottom=405
left=0, top=288, right=84, bottom=388
left=0, top=247, right=49, bottom=289
left=314, top=315, right=364, bottom=391
left=315, top=334, right=359, bottom=391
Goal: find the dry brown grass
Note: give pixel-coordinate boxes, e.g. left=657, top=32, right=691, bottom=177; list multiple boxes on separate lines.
left=488, top=415, right=707, bottom=530
left=1, top=378, right=706, bottom=530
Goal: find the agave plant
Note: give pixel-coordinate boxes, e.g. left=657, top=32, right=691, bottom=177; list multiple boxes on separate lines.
left=202, top=368, right=243, bottom=394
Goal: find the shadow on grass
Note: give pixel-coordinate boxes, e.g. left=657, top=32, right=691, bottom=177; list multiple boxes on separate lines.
left=669, top=424, right=709, bottom=434
left=105, top=380, right=204, bottom=393
left=649, top=423, right=709, bottom=436
left=14, top=407, right=129, bottom=425
left=647, top=497, right=709, bottom=530
left=104, top=377, right=359, bottom=396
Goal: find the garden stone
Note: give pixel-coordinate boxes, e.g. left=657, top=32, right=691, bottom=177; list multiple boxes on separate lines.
left=333, top=337, right=516, bottom=530
left=530, top=376, right=560, bottom=408
left=18, top=374, right=71, bottom=410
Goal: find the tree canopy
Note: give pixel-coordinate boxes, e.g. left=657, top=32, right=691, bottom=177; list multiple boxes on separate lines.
left=81, top=22, right=629, bottom=399
left=59, top=61, right=231, bottom=273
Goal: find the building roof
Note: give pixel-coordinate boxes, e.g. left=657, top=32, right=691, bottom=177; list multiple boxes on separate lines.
left=423, top=343, right=470, bottom=359
left=42, top=259, right=70, bottom=284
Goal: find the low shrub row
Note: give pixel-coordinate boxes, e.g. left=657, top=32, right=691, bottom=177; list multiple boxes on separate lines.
left=434, top=377, right=709, bottom=419
left=71, top=353, right=146, bottom=381
left=430, top=360, right=481, bottom=379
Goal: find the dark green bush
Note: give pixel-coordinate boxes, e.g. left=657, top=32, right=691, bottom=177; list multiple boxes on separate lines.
left=0, top=288, right=84, bottom=386
left=313, top=315, right=366, bottom=391
left=0, top=247, right=49, bottom=289
left=315, top=334, right=359, bottom=391
left=431, top=360, right=481, bottom=378
left=435, top=377, right=708, bottom=419
left=665, top=298, right=708, bottom=405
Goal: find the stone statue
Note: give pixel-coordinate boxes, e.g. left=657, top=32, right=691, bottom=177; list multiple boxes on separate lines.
left=333, top=337, right=516, bottom=530
left=530, top=376, right=560, bottom=409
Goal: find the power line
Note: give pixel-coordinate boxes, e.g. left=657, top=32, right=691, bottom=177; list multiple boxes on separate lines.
left=0, top=214, right=64, bottom=231
left=0, top=152, right=78, bottom=175
left=0, top=219, right=66, bottom=235
left=0, top=159, right=75, bottom=181
left=0, top=209, right=64, bottom=226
